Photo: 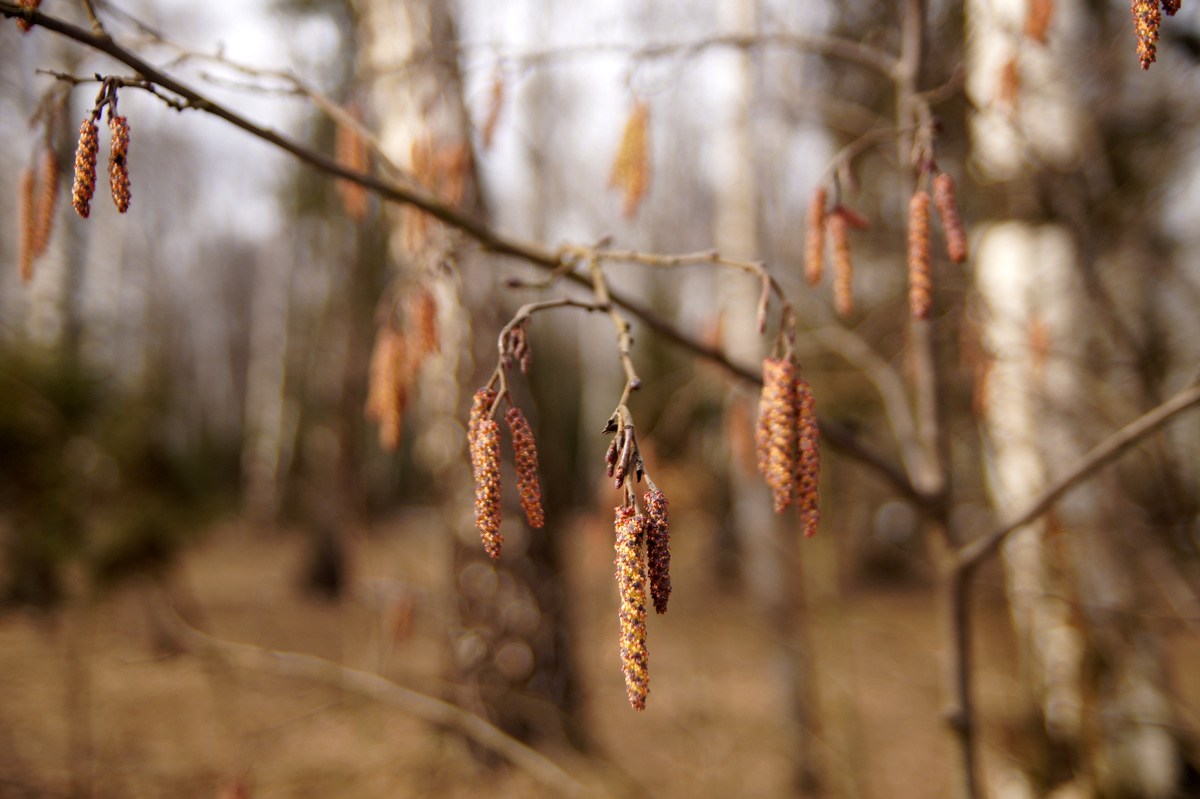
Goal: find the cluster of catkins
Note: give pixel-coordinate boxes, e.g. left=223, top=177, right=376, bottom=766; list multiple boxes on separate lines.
left=611, top=490, right=670, bottom=711
left=1133, top=0, right=1181, bottom=70
left=466, top=388, right=545, bottom=560
left=805, top=172, right=966, bottom=321
left=72, top=112, right=132, bottom=218
left=755, top=357, right=821, bottom=538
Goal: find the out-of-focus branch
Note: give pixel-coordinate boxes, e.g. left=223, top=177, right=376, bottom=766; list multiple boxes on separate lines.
left=170, top=616, right=595, bottom=799
left=955, top=381, right=1200, bottom=573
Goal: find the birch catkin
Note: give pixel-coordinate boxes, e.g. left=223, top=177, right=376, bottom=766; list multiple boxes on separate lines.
left=644, top=489, right=671, bottom=614
left=804, top=187, right=827, bottom=286
left=933, top=173, right=968, bottom=264
left=506, top=407, right=545, bottom=529
left=829, top=211, right=854, bottom=317
left=614, top=505, right=649, bottom=710
left=108, top=115, right=131, bottom=213
left=759, top=357, right=798, bottom=513
left=908, top=190, right=932, bottom=320
left=72, top=119, right=99, bottom=218
left=795, top=376, right=820, bottom=538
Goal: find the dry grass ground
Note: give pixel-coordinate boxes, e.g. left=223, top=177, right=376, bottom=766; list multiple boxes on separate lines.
left=0, top=509, right=1195, bottom=799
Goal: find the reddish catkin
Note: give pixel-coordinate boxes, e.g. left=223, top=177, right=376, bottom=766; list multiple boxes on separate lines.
left=32, top=147, right=59, bottom=260
left=506, top=407, right=545, bottom=529
left=1132, top=0, right=1161, bottom=69
left=473, top=418, right=503, bottom=558
left=1163, top=0, right=1181, bottom=14
left=18, top=168, right=35, bottom=282
left=467, top=388, right=497, bottom=457
left=108, top=115, right=131, bottom=213
left=72, top=119, right=98, bottom=219
left=614, top=506, right=649, bottom=710
left=794, top=376, right=821, bottom=538
left=908, top=190, right=932, bottom=321
left=16, top=0, right=40, bottom=33
left=804, top=186, right=828, bottom=286
left=829, top=211, right=854, bottom=317
left=933, top=173, right=968, bottom=264
left=759, top=357, right=798, bottom=513
left=644, top=489, right=671, bottom=614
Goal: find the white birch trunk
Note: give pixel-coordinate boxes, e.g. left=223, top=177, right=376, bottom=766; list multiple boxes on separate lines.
left=968, top=1, right=1180, bottom=795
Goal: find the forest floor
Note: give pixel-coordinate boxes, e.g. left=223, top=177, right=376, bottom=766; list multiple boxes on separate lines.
left=0, top=508, right=1197, bottom=799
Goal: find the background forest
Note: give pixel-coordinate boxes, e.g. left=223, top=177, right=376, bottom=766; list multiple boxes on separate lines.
left=2, top=1, right=1200, bottom=798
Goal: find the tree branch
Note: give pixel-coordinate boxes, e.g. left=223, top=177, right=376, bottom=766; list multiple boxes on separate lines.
left=169, top=616, right=595, bottom=799
left=955, top=381, right=1200, bottom=573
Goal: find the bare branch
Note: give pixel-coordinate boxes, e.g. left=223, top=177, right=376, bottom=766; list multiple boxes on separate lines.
left=956, top=382, right=1200, bottom=573
left=171, top=617, right=594, bottom=799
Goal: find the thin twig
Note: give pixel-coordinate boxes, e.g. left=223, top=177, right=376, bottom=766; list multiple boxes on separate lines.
left=169, top=615, right=595, bottom=799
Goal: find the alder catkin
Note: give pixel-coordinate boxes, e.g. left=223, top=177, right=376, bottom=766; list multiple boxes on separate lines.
left=829, top=211, right=854, bottom=317
left=32, top=147, right=59, bottom=260
left=72, top=119, right=99, bottom=219
left=18, top=168, right=35, bottom=282
left=795, top=376, right=821, bottom=538
left=908, top=190, right=932, bottom=321
left=108, top=115, right=131, bottom=213
left=506, top=407, right=545, bottom=529
left=933, top=173, right=968, bottom=264
left=759, top=357, right=798, bottom=513
left=1162, top=0, right=1181, bottom=14
left=1132, top=0, right=1161, bottom=69
left=408, top=284, right=440, bottom=359
left=644, top=489, right=671, bottom=614
left=614, top=505, right=649, bottom=710
left=804, top=186, right=827, bottom=286
left=473, top=418, right=503, bottom=559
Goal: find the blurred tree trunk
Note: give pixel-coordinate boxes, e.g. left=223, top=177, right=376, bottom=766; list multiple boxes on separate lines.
left=355, top=0, right=585, bottom=749
left=968, top=3, right=1181, bottom=795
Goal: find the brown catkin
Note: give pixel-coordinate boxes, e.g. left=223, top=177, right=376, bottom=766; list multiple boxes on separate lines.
left=472, top=418, right=503, bottom=558
left=365, top=326, right=408, bottom=452
left=1163, top=0, right=1181, bottom=14
left=18, top=168, right=35, bottom=282
left=933, top=173, right=968, bottom=264
left=614, top=505, right=649, bottom=710
left=408, top=284, right=440, bottom=359
left=506, top=407, right=545, bottom=529
left=31, top=147, right=59, bottom=260
left=1132, top=0, right=1161, bottom=69
left=16, top=0, right=40, bottom=32
left=829, top=211, right=854, bottom=317
left=908, top=190, right=932, bottom=320
left=72, top=119, right=98, bottom=218
left=804, top=186, right=827, bottom=286
left=795, top=376, right=821, bottom=538
left=108, top=115, right=131, bottom=213
left=759, top=357, right=798, bottom=513
left=644, top=489, right=671, bottom=614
